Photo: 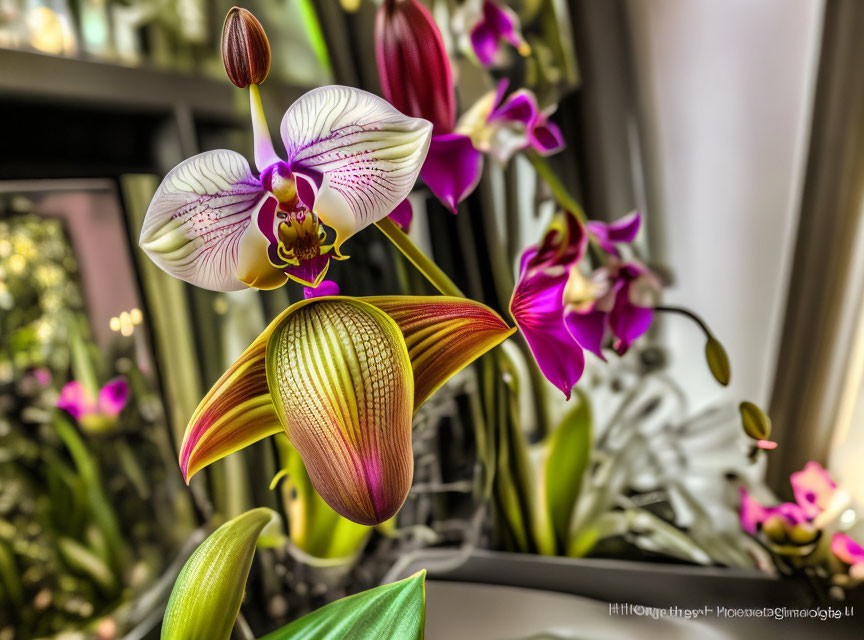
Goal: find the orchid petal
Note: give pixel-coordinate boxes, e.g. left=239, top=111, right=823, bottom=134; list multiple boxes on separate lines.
left=281, top=86, right=432, bottom=253
left=388, top=198, right=413, bottom=231
left=97, top=378, right=129, bottom=417
left=564, top=310, right=607, bottom=361
left=531, top=121, right=565, bottom=155
left=609, top=285, right=653, bottom=355
left=420, top=133, right=483, bottom=213
left=739, top=488, right=767, bottom=535
left=607, top=211, right=642, bottom=243
left=57, top=380, right=92, bottom=420
left=770, top=502, right=809, bottom=525
left=362, top=296, right=516, bottom=409
left=790, top=461, right=837, bottom=519
left=180, top=335, right=283, bottom=482
left=304, top=280, right=341, bottom=299
left=235, top=197, right=292, bottom=290
left=266, top=299, right=414, bottom=525
left=490, top=89, right=538, bottom=126
left=831, top=533, right=864, bottom=566
left=510, top=249, right=584, bottom=399
left=139, top=150, right=266, bottom=291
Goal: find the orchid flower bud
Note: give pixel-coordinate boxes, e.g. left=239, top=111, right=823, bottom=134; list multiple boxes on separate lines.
left=704, top=335, right=731, bottom=386
left=375, top=0, right=456, bottom=134
left=222, top=7, right=271, bottom=88
left=739, top=401, right=772, bottom=441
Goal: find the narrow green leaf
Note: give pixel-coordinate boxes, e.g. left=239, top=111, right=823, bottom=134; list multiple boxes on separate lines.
left=259, top=571, right=426, bottom=640
left=162, top=508, right=276, bottom=640
left=544, top=389, right=592, bottom=550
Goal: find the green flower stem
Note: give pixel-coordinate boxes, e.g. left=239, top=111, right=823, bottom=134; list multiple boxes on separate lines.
left=375, top=217, right=466, bottom=298
left=526, top=151, right=587, bottom=223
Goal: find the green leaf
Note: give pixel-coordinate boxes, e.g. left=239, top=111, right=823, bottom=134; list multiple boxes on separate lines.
left=544, top=389, right=592, bottom=550
left=162, top=508, right=276, bottom=640
left=259, top=571, right=426, bottom=640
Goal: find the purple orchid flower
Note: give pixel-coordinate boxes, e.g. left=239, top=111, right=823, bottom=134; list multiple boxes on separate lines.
left=376, top=0, right=484, bottom=213
left=738, top=487, right=810, bottom=536
left=510, top=213, right=588, bottom=399
left=57, top=378, right=129, bottom=432
left=457, top=80, right=565, bottom=164
left=467, top=0, right=530, bottom=67
left=790, top=461, right=837, bottom=520
left=139, top=85, right=432, bottom=290
left=562, top=213, right=659, bottom=359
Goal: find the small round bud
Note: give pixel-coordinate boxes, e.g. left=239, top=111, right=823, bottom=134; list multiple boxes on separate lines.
left=705, top=335, right=731, bottom=386
left=222, top=7, right=271, bottom=88
left=762, top=514, right=787, bottom=543
left=739, top=401, right=772, bottom=441
left=788, top=522, right=819, bottom=545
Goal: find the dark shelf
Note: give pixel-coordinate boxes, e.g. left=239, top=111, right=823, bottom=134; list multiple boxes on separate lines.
left=0, top=48, right=308, bottom=124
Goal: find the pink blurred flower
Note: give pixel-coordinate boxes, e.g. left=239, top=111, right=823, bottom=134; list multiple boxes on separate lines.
left=57, top=378, right=129, bottom=423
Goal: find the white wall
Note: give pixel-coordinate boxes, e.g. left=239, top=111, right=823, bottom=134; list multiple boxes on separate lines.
left=627, top=0, right=824, bottom=410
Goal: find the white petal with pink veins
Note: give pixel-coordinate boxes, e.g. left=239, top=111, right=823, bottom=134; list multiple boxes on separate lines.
left=280, top=85, right=432, bottom=252
left=139, top=150, right=266, bottom=291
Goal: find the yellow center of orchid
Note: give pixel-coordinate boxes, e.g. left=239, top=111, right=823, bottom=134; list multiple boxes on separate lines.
left=276, top=208, right=328, bottom=264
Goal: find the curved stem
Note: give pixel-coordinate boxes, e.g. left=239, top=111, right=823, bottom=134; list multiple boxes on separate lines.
left=654, top=305, right=712, bottom=337
left=375, top=217, right=465, bottom=298
left=248, top=84, right=280, bottom=171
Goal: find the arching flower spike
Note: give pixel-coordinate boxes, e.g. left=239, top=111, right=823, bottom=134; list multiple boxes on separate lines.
left=178, top=296, right=514, bottom=525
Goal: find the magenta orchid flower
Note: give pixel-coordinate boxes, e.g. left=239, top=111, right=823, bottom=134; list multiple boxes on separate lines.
left=57, top=378, right=129, bottom=433
left=790, top=461, right=838, bottom=520
left=376, top=0, right=483, bottom=213
left=457, top=80, right=565, bottom=164
left=456, top=0, right=530, bottom=67
left=509, top=214, right=588, bottom=399
left=563, top=213, right=659, bottom=358
left=738, top=488, right=811, bottom=536
left=139, top=85, right=432, bottom=290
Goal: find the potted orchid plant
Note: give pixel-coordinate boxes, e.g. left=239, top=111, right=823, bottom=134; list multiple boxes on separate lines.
left=125, top=3, right=861, bottom=638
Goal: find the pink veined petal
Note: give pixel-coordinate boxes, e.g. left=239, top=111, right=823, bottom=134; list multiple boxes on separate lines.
left=98, top=378, right=129, bottom=417
left=280, top=86, right=432, bottom=253
left=510, top=248, right=585, bottom=399
left=739, top=487, right=768, bottom=535
left=139, top=150, right=266, bottom=291
left=57, top=380, right=94, bottom=421
left=564, top=309, right=607, bottom=361
left=790, top=461, right=837, bottom=519
left=304, top=279, right=341, bottom=299
left=420, top=133, right=484, bottom=213
left=388, top=198, right=413, bottom=231
left=831, top=533, right=864, bottom=566
left=283, top=251, right=333, bottom=288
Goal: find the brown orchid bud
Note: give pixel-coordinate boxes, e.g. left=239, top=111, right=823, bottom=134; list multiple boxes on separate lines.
left=222, top=7, right=271, bottom=88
